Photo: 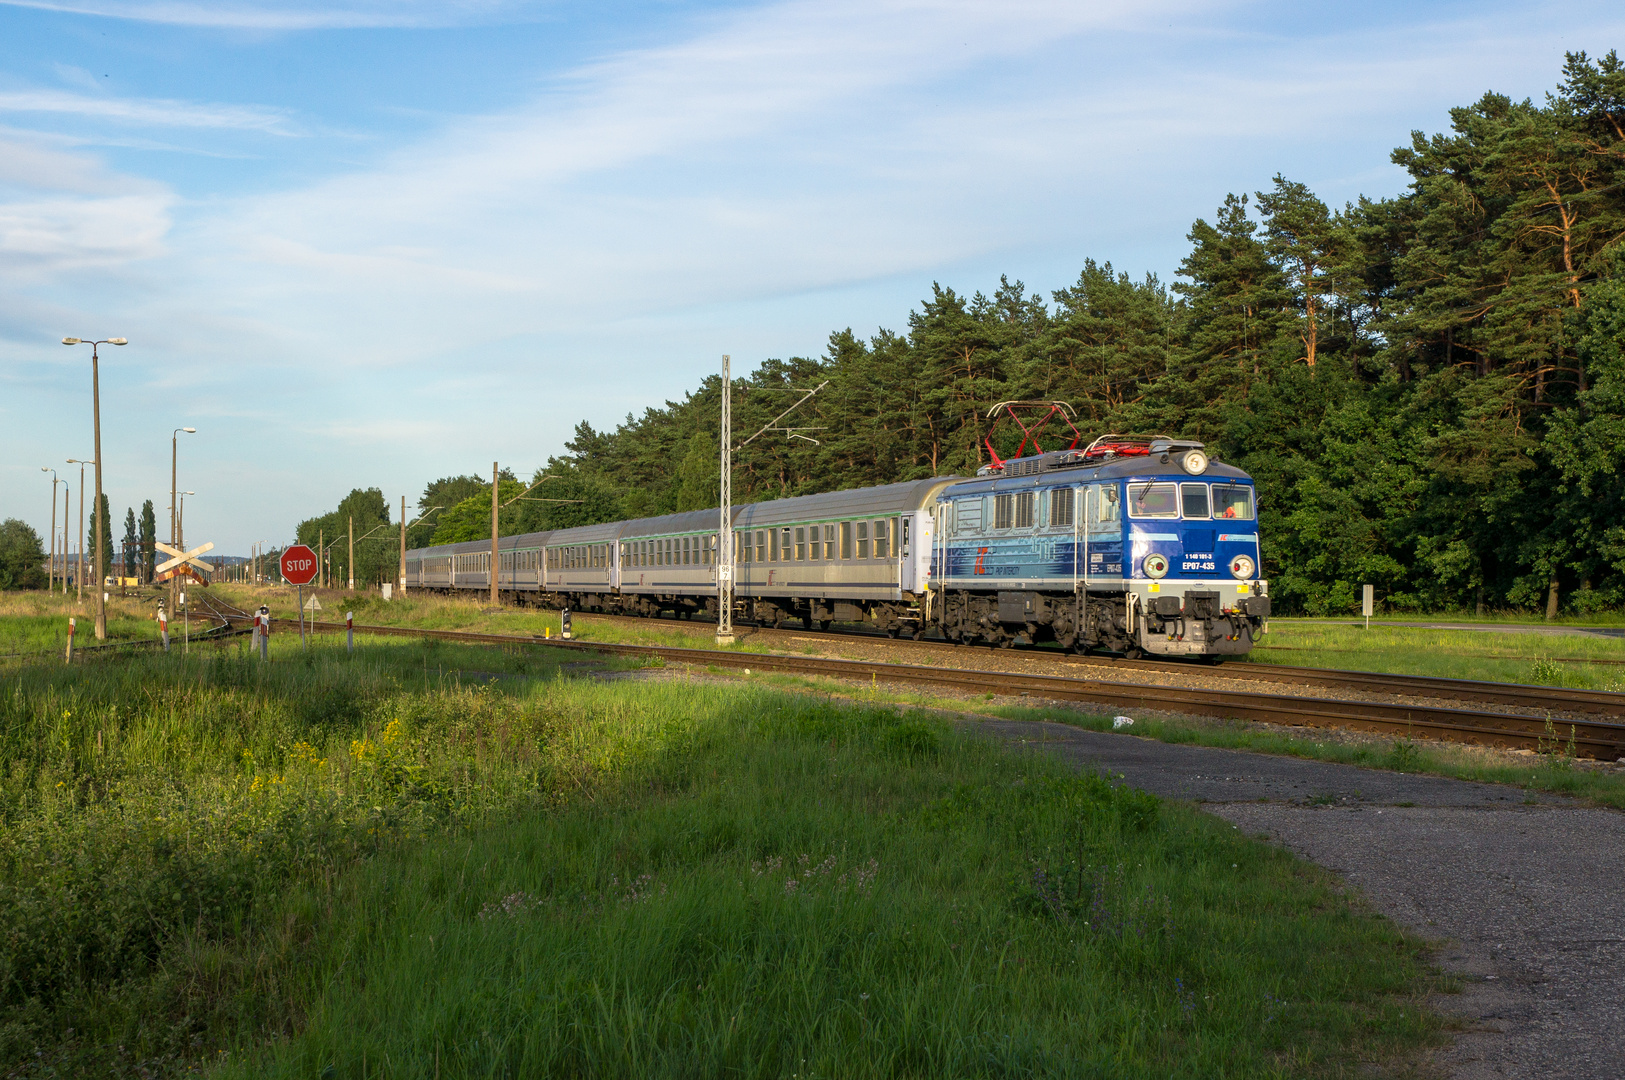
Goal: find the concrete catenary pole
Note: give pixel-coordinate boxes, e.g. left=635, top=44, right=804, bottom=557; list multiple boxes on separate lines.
left=348, top=516, right=355, bottom=591
left=90, top=346, right=106, bottom=639
left=399, top=495, right=407, bottom=596
left=490, top=462, right=500, bottom=605
left=717, top=355, right=734, bottom=644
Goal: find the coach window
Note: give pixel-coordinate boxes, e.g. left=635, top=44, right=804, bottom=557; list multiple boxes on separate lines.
left=873, top=520, right=889, bottom=559
left=1052, top=487, right=1076, bottom=528
left=753, top=531, right=764, bottom=563
left=780, top=528, right=791, bottom=561
left=823, top=524, right=836, bottom=560
left=856, top=521, right=870, bottom=559
left=795, top=527, right=806, bottom=561
left=807, top=527, right=820, bottom=562
left=769, top=529, right=779, bottom=562
left=1127, top=481, right=1179, bottom=519
left=840, top=521, right=852, bottom=560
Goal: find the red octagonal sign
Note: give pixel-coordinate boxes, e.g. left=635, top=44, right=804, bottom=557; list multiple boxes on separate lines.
left=281, top=544, right=319, bottom=586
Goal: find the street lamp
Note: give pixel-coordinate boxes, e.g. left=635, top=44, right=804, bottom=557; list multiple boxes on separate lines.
left=63, top=336, right=126, bottom=639
left=66, top=457, right=95, bottom=603
left=41, top=467, right=59, bottom=593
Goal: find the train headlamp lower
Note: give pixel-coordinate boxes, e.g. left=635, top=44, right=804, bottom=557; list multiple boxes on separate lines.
left=1143, top=553, right=1169, bottom=579
left=1230, top=554, right=1256, bottom=579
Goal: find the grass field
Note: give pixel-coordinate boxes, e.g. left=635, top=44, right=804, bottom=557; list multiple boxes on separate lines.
left=0, top=590, right=158, bottom=655
left=0, top=635, right=1445, bottom=1078
left=1249, top=620, right=1625, bottom=689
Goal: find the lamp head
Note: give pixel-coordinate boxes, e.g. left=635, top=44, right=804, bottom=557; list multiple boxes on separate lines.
left=183, top=427, right=196, bottom=433
left=61, top=337, right=80, bottom=345
left=108, top=338, right=127, bottom=346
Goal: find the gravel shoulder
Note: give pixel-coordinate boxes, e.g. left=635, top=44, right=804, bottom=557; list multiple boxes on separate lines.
left=969, top=717, right=1625, bottom=1080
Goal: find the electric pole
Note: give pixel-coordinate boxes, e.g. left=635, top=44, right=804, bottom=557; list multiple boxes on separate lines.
left=399, top=495, right=407, bottom=596
left=715, top=360, right=827, bottom=644
left=717, top=355, right=733, bottom=644
left=490, top=461, right=500, bottom=605
left=348, top=516, right=355, bottom=591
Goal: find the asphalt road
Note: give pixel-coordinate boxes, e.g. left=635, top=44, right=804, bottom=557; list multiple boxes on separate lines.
left=971, top=719, right=1625, bottom=1080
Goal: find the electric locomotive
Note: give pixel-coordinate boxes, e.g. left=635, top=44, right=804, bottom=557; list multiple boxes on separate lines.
left=931, top=435, right=1268, bottom=656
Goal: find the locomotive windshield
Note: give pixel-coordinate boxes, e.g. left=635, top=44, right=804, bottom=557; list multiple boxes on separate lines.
left=1212, top=484, right=1254, bottom=520
left=1127, top=482, right=1179, bottom=518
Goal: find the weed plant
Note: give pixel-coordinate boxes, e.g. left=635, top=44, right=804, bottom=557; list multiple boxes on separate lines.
left=1, top=641, right=1441, bottom=1077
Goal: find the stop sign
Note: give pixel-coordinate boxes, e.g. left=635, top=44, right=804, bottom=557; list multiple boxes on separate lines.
left=281, top=544, right=319, bottom=586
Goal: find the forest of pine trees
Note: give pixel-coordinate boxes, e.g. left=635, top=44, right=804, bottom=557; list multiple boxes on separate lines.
left=320, top=51, right=1625, bottom=617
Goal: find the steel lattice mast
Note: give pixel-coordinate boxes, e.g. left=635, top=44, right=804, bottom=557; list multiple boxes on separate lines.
left=716, top=354, right=734, bottom=644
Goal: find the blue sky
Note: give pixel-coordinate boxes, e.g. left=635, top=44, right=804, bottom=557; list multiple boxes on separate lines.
left=3, top=0, right=1623, bottom=556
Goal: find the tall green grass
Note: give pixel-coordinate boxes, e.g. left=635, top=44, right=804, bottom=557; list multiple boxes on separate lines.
left=0, top=642, right=1442, bottom=1077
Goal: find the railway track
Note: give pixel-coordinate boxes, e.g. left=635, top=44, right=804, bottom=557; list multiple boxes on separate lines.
left=530, top=609, right=1625, bottom=720
left=224, top=611, right=1625, bottom=760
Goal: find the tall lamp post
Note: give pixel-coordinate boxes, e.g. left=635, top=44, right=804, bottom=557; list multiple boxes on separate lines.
left=66, top=457, right=93, bottom=604
left=41, top=467, right=59, bottom=593
left=62, top=337, right=125, bottom=639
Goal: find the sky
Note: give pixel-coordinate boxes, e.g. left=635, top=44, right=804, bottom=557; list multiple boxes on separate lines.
left=2, top=0, right=1623, bottom=557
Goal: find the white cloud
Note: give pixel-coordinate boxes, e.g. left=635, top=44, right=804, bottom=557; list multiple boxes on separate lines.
left=0, top=88, right=295, bottom=133
left=0, top=0, right=531, bottom=30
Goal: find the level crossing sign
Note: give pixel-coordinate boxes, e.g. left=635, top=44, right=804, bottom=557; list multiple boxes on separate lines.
left=280, top=545, right=318, bottom=586
left=155, top=541, right=215, bottom=579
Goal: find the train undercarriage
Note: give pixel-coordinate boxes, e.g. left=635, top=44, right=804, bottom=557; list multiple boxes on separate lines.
left=420, top=582, right=1266, bottom=658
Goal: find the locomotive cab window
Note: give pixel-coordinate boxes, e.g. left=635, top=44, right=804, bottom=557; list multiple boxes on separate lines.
left=1127, top=482, right=1179, bottom=519
left=1212, top=485, right=1255, bottom=520
left=1181, top=483, right=1210, bottom=519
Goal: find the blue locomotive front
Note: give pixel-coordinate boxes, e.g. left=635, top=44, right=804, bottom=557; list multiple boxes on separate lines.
left=929, top=436, right=1269, bottom=658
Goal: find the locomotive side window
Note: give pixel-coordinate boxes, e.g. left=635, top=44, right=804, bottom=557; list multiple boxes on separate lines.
left=856, top=521, right=870, bottom=559
left=874, top=519, right=889, bottom=559
left=994, top=494, right=1013, bottom=530
left=841, top=522, right=852, bottom=560
left=1014, top=492, right=1035, bottom=529
left=1051, top=487, right=1075, bottom=528
left=1086, top=485, right=1121, bottom=534
left=1127, top=482, right=1179, bottom=518
left=1181, top=484, right=1210, bottom=519
left=1212, top=485, right=1254, bottom=520
left=955, top=499, right=980, bottom=535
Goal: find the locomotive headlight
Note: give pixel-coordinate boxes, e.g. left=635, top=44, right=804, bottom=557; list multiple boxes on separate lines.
left=1181, top=449, right=1209, bottom=475
left=1143, top=553, right=1169, bottom=579
left=1230, top=554, right=1255, bottom=579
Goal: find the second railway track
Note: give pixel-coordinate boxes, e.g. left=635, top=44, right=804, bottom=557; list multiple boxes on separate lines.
left=234, top=611, right=1625, bottom=761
